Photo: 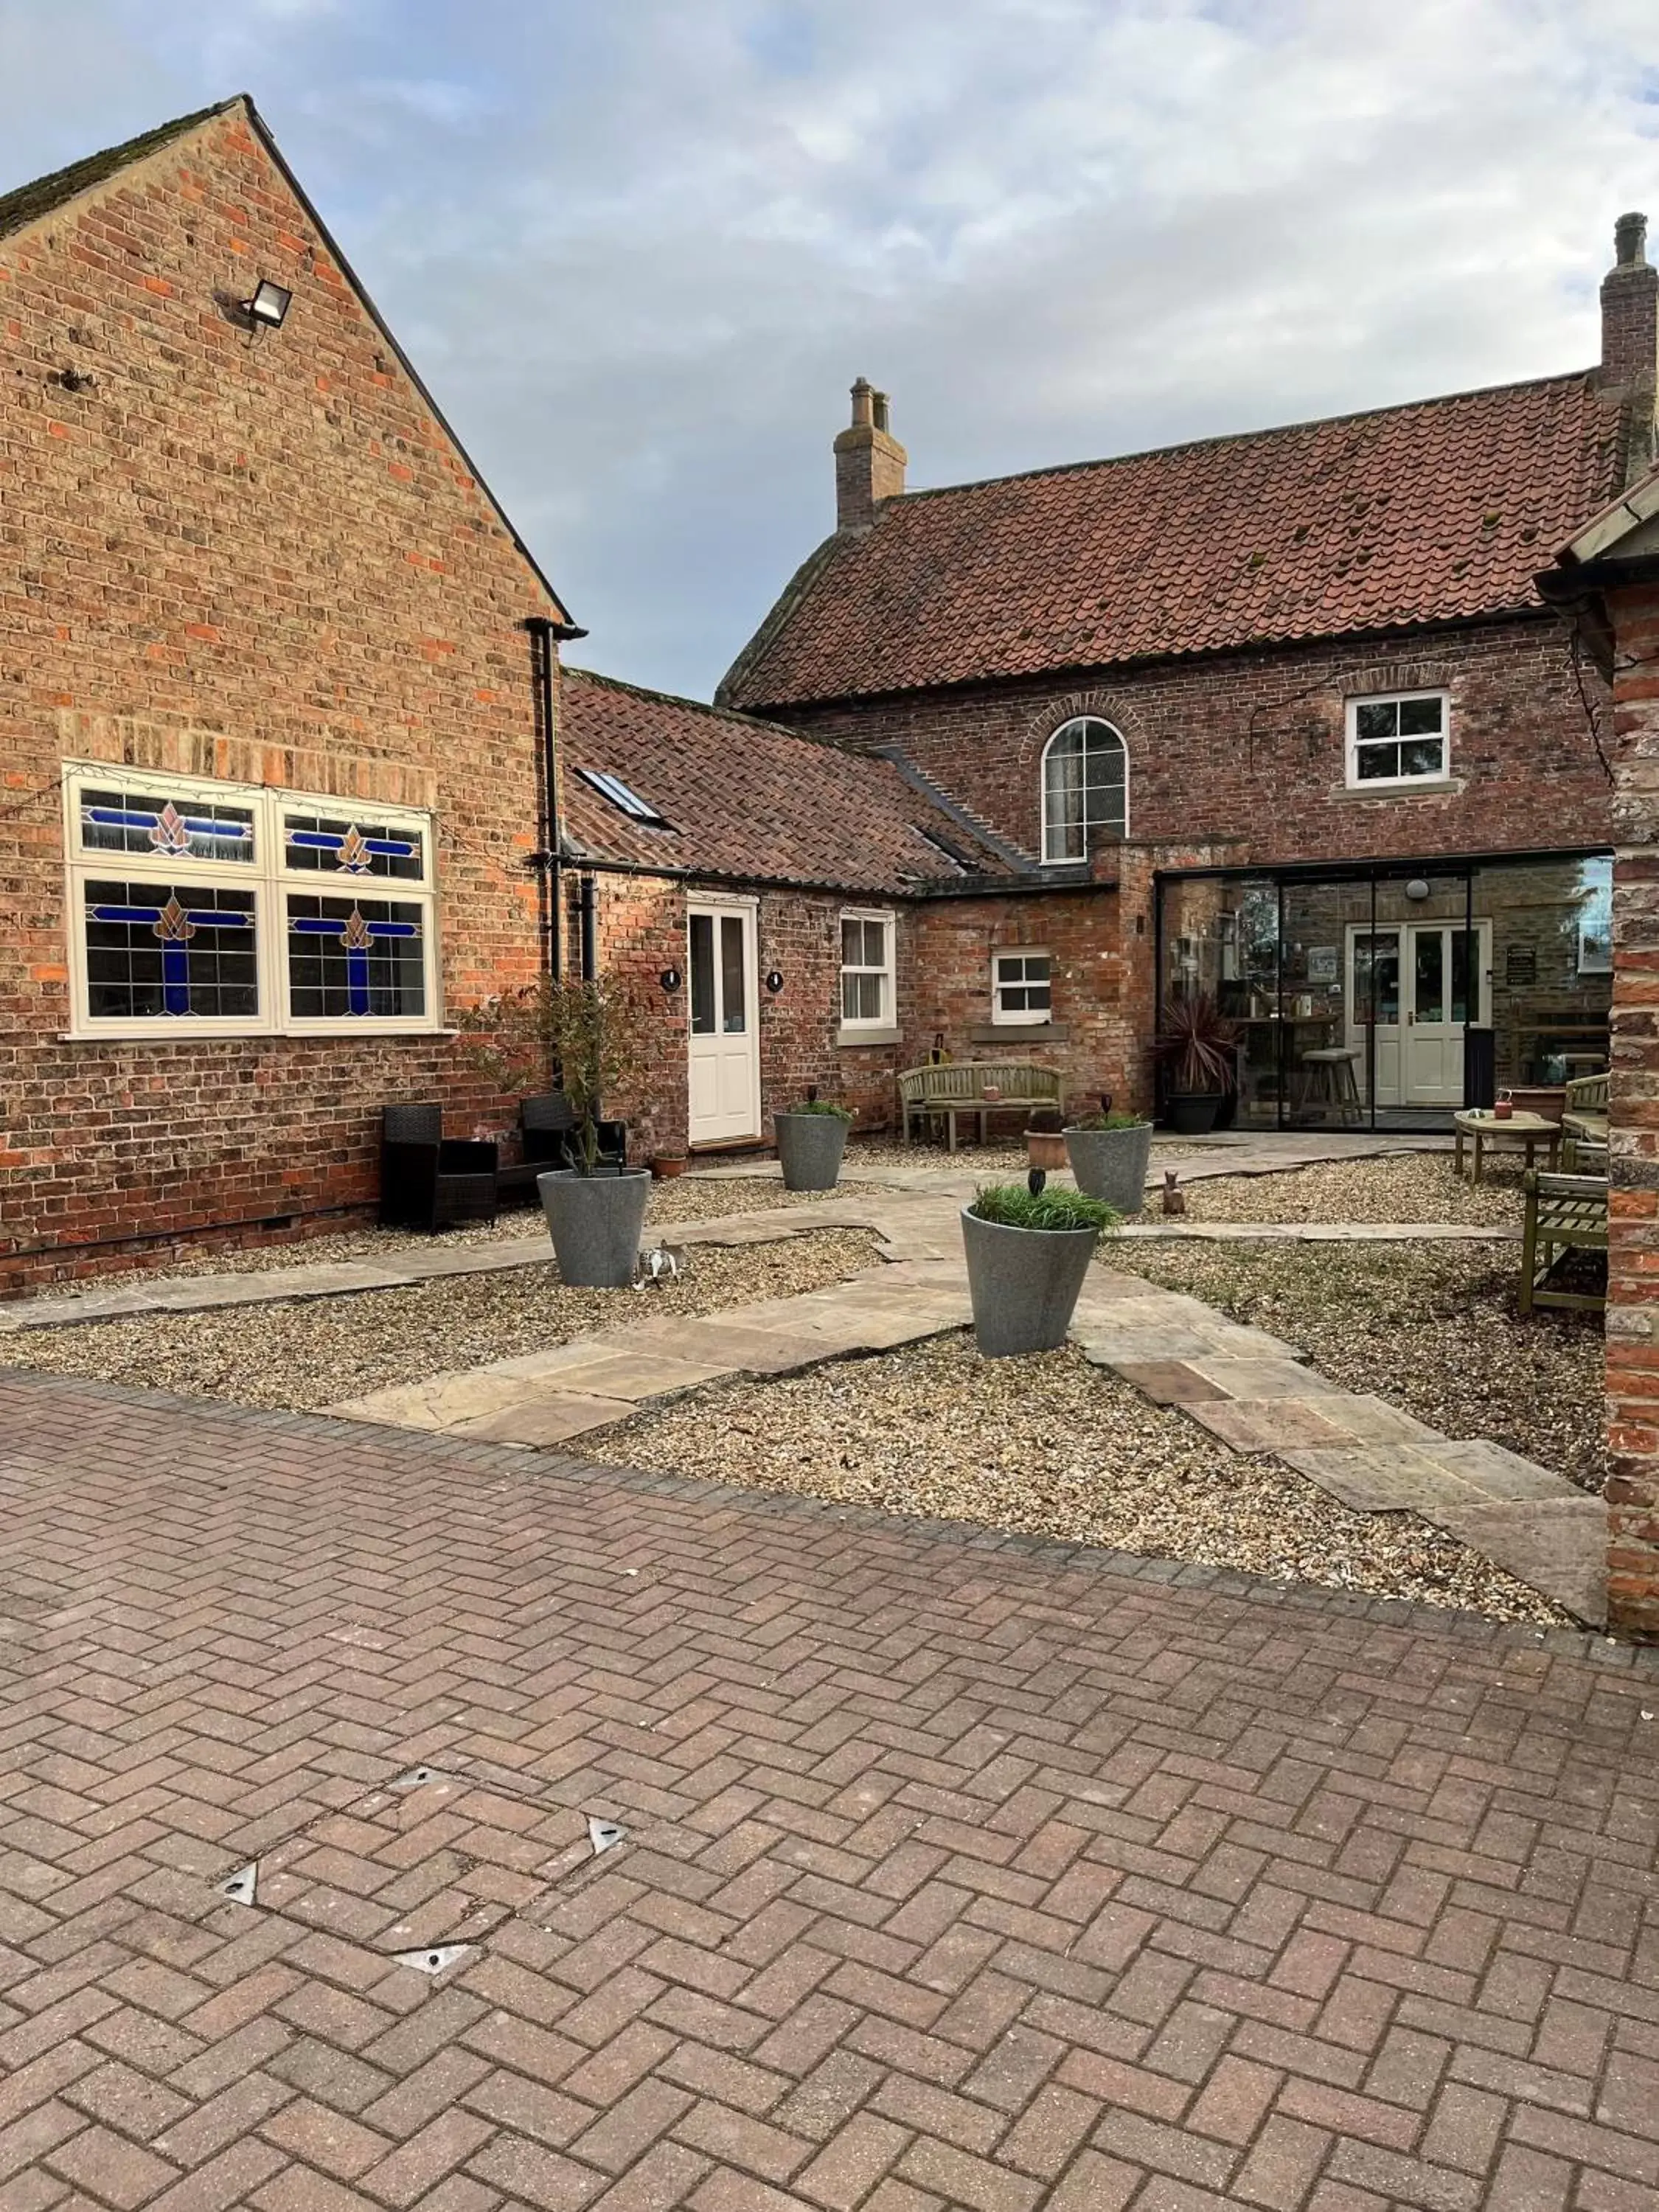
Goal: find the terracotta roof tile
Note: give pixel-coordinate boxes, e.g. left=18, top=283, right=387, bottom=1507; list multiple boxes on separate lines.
left=721, top=372, right=1626, bottom=710
left=558, top=667, right=1015, bottom=894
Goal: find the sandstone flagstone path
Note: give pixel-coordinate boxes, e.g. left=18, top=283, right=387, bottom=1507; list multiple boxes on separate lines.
left=330, top=1228, right=1607, bottom=1627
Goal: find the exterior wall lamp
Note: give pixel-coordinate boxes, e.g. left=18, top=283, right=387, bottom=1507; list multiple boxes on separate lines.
left=243, top=278, right=293, bottom=329
left=659, top=967, right=682, bottom=992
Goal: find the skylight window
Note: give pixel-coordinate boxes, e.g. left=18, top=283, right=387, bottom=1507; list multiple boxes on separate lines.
left=577, top=768, right=671, bottom=828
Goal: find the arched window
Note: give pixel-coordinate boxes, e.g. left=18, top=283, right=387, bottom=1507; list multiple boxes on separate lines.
left=1041, top=717, right=1127, bottom=863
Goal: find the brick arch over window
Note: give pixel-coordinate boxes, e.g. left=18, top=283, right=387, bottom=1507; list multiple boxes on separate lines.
left=1040, top=714, right=1129, bottom=863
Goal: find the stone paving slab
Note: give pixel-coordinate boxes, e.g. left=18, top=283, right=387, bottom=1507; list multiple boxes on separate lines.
left=0, top=1364, right=1649, bottom=2212
left=1184, top=1354, right=1355, bottom=1399
left=451, top=1388, right=641, bottom=1444
left=1277, top=1442, right=1470, bottom=1512
left=1185, top=1393, right=1368, bottom=1452
left=1433, top=1496, right=1612, bottom=1630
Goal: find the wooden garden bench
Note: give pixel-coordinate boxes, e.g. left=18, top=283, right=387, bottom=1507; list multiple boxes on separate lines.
left=1518, top=1168, right=1608, bottom=1315
left=1561, top=1071, right=1609, bottom=1172
left=897, top=1062, right=1062, bottom=1150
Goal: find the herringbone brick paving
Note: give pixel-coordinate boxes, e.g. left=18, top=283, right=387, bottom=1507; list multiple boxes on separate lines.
left=0, top=1368, right=1654, bottom=2211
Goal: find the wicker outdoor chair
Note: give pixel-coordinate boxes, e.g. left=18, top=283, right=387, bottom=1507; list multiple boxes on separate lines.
left=495, top=1093, right=627, bottom=1200
left=379, top=1103, right=498, bottom=1232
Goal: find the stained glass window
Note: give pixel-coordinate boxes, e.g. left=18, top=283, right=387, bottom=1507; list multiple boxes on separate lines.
left=282, top=811, right=424, bottom=881
left=67, top=764, right=437, bottom=1037
left=286, top=896, right=425, bottom=1020
left=83, top=880, right=259, bottom=1020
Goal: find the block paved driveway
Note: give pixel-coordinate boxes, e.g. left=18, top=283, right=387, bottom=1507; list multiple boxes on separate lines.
left=0, top=1369, right=1656, bottom=2212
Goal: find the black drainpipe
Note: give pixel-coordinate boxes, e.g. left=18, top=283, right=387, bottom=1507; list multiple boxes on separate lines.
left=579, top=871, right=597, bottom=981
left=523, top=615, right=585, bottom=988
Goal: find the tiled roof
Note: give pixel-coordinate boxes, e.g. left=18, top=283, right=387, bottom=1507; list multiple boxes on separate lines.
left=720, top=371, right=1627, bottom=710
left=0, top=101, right=237, bottom=242
left=558, top=667, right=1017, bottom=894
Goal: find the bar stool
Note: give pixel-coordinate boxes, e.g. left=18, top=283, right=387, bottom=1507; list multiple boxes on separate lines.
left=1295, top=1047, right=1364, bottom=1125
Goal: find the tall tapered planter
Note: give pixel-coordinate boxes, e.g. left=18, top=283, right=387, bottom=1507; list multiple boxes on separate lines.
left=538, top=1168, right=651, bottom=1288
left=1065, top=1123, right=1154, bottom=1215
left=960, top=1206, right=1099, bottom=1357
left=773, top=1111, right=849, bottom=1192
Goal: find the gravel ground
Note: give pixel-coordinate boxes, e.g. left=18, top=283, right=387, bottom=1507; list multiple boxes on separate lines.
left=1172, top=1151, right=1522, bottom=1227
left=588, top=1331, right=1565, bottom=1624
left=1113, top=1240, right=1605, bottom=1493
left=3, top=1231, right=883, bottom=1413
left=845, top=1137, right=1207, bottom=1173
left=83, top=1175, right=884, bottom=1289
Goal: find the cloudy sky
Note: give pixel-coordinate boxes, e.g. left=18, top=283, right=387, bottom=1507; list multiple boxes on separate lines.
left=2, top=1, right=1656, bottom=698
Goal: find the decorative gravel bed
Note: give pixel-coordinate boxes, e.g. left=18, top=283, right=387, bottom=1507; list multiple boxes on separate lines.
left=1114, top=1239, right=1604, bottom=1494
left=844, top=1137, right=1207, bottom=1173
left=588, top=1331, right=1565, bottom=1624
left=2, top=1230, right=883, bottom=1413
left=80, top=1175, right=885, bottom=1288
left=1172, top=1150, right=1520, bottom=1226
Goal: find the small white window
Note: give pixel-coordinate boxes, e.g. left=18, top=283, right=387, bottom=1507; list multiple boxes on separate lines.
left=1346, top=691, right=1449, bottom=788
left=1042, top=717, right=1127, bottom=863
left=992, top=950, right=1052, bottom=1026
left=840, top=910, right=894, bottom=1026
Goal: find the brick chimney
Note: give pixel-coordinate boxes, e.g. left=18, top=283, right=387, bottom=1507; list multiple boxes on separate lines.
left=834, top=378, right=907, bottom=532
left=1601, top=212, right=1658, bottom=485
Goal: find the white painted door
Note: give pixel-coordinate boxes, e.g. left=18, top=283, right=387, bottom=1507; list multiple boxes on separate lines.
left=1346, top=922, right=1489, bottom=1106
left=687, top=903, right=760, bottom=1145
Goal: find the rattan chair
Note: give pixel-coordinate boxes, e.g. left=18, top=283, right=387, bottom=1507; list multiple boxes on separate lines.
left=379, top=1103, right=498, bottom=1232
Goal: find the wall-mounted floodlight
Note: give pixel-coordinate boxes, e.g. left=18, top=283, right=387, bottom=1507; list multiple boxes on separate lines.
left=243, top=279, right=293, bottom=329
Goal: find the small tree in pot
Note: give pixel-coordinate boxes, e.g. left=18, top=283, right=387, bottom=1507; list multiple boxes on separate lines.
left=461, top=976, right=653, bottom=1287
left=1064, top=1094, right=1153, bottom=1214
left=1152, top=995, right=1239, bottom=1135
left=773, top=1092, right=854, bottom=1192
left=961, top=1178, right=1117, bottom=1357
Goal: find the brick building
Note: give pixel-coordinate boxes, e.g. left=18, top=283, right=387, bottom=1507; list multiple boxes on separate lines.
left=717, top=228, right=1659, bottom=1129
left=0, top=97, right=587, bottom=1291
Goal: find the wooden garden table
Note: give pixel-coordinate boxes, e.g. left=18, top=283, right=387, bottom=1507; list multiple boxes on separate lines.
left=1453, top=1108, right=1562, bottom=1184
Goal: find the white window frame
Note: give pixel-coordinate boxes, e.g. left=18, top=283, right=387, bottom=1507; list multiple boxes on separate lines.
left=63, top=761, right=439, bottom=1040
left=838, top=908, right=895, bottom=1030
left=1040, top=716, right=1129, bottom=865
left=991, top=949, right=1053, bottom=1027
left=1344, top=689, right=1450, bottom=790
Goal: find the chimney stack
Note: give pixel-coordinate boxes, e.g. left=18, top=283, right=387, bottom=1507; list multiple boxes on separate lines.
left=1601, top=212, right=1658, bottom=485
left=834, top=378, right=907, bottom=532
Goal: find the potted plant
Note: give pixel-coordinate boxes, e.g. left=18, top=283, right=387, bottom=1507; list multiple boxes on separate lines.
left=960, top=1180, right=1117, bottom=1357
left=650, top=1150, right=689, bottom=1180
left=1064, top=1096, right=1154, bottom=1214
left=773, top=1094, right=854, bottom=1191
left=1026, top=1107, right=1068, bottom=1173
left=461, top=975, right=652, bottom=1287
left=1152, top=995, right=1239, bottom=1136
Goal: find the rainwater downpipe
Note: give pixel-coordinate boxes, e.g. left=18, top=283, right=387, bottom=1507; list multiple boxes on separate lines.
left=579, top=871, right=597, bottom=982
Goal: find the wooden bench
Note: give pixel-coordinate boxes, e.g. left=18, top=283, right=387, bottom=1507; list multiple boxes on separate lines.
left=1561, top=1071, right=1609, bottom=1173
left=1519, top=1169, right=1608, bottom=1315
left=898, top=1062, right=1062, bottom=1151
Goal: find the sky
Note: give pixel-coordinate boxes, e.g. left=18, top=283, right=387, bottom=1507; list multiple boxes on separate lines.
left=1, top=0, right=1657, bottom=700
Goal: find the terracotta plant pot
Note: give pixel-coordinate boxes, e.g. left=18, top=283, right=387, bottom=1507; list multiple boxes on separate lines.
left=650, top=1154, right=688, bottom=1180
left=1026, top=1130, right=1068, bottom=1172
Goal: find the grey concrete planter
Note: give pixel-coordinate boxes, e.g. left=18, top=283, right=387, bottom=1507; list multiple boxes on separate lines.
left=960, top=1206, right=1100, bottom=1357
left=538, top=1167, right=651, bottom=1288
left=1064, top=1122, right=1153, bottom=1215
left=773, top=1112, right=849, bottom=1192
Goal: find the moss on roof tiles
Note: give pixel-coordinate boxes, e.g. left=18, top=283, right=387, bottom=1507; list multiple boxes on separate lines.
left=0, top=99, right=237, bottom=243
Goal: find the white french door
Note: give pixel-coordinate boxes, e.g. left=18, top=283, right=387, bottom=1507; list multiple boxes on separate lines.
left=1346, top=921, right=1490, bottom=1107
left=686, top=902, right=761, bottom=1145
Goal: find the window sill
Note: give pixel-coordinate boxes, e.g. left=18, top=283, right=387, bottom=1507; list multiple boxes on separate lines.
left=971, top=1023, right=1071, bottom=1043
left=57, top=1026, right=458, bottom=1044
left=1338, top=778, right=1461, bottom=801
left=836, top=1025, right=902, bottom=1048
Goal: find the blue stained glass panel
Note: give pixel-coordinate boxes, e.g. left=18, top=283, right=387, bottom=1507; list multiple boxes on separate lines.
left=83, top=880, right=259, bottom=1020
left=282, top=811, right=422, bottom=880
left=286, top=894, right=425, bottom=1020
left=80, top=785, right=255, bottom=863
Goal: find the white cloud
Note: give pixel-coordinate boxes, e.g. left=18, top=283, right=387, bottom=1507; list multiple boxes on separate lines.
left=0, top=0, right=1656, bottom=692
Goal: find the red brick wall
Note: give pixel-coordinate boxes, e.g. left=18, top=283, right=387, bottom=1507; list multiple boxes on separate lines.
left=778, top=618, right=1613, bottom=872
left=1602, top=578, right=1659, bottom=1638
left=0, top=108, right=558, bottom=1292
